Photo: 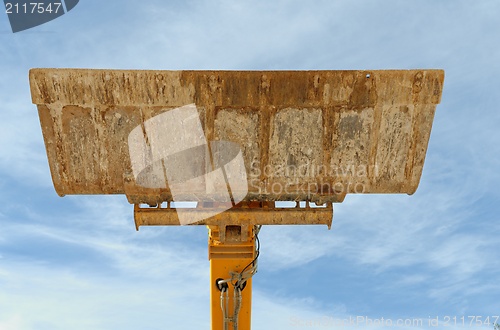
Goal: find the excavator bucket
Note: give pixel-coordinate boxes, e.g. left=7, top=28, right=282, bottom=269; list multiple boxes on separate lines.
left=30, top=69, right=444, bottom=226
left=29, top=69, right=444, bottom=330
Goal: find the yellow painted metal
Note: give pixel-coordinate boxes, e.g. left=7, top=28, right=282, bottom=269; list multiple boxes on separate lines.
left=209, top=225, right=256, bottom=330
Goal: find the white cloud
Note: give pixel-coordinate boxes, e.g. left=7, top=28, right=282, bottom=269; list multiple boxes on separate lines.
left=0, top=260, right=209, bottom=330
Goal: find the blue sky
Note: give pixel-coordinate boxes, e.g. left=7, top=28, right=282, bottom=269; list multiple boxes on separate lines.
left=1, top=0, right=500, bottom=329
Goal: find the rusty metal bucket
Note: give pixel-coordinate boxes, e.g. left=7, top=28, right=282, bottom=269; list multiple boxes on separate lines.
left=30, top=69, right=444, bottom=213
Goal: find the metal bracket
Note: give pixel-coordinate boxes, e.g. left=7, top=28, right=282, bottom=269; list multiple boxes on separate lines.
left=133, top=201, right=333, bottom=230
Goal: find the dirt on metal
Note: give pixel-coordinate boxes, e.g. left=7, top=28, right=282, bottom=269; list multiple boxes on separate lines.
left=30, top=69, right=444, bottom=205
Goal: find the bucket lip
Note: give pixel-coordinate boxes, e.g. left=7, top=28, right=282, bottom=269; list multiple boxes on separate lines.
left=29, top=68, right=445, bottom=106
left=29, top=68, right=445, bottom=73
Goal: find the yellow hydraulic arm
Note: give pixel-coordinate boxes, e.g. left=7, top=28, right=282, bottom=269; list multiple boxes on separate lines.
left=209, top=225, right=259, bottom=330
left=134, top=201, right=331, bottom=329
